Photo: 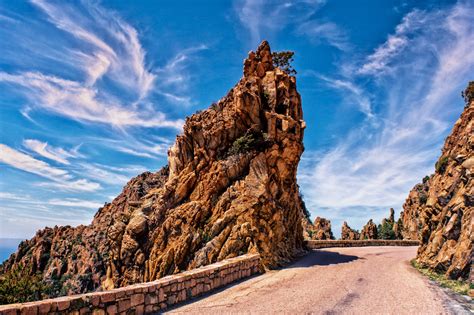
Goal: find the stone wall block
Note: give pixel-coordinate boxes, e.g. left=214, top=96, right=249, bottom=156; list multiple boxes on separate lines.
left=0, top=254, right=261, bottom=314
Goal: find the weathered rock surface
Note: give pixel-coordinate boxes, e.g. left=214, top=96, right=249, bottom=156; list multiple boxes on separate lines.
left=401, top=96, right=473, bottom=280
left=0, top=41, right=307, bottom=297
left=359, top=219, right=378, bottom=240
left=340, top=222, right=360, bottom=240
left=303, top=217, right=334, bottom=240
left=400, top=178, right=431, bottom=240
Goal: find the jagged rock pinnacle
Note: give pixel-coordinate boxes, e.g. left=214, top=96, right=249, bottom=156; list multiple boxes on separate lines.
left=1, top=41, right=307, bottom=297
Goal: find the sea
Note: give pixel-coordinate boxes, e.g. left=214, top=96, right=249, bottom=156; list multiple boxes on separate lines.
left=0, top=238, right=23, bottom=263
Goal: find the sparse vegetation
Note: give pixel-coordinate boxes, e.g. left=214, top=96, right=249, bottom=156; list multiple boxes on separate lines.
left=411, top=259, right=472, bottom=296
left=435, top=156, right=449, bottom=174
left=0, top=264, right=48, bottom=304
left=272, top=51, right=297, bottom=75
left=228, top=130, right=270, bottom=156
left=211, top=102, right=219, bottom=111
left=201, top=230, right=212, bottom=244
left=422, top=175, right=430, bottom=184
left=461, top=81, right=474, bottom=105
left=377, top=221, right=396, bottom=240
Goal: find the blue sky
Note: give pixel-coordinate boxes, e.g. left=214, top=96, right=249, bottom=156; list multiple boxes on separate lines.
left=0, top=0, right=473, bottom=239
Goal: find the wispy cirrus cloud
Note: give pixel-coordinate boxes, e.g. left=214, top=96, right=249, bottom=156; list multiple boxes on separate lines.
left=23, top=139, right=82, bottom=165
left=310, top=73, right=374, bottom=118
left=46, top=198, right=104, bottom=209
left=0, top=0, right=185, bottom=130
left=0, top=71, right=183, bottom=129
left=358, top=9, right=430, bottom=75
left=299, top=1, right=474, bottom=234
left=155, top=45, right=209, bottom=106
left=76, top=163, right=138, bottom=186
left=234, top=0, right=327, bottom=45
left=0, top=192, right=99, bottom=238
left=0, top=192, right=103, bottom=209
left=296, top=21, right=350, bottom=51
left=0, top=144, right=101, bottom=192
left=31, top=0, right=155, bottom=98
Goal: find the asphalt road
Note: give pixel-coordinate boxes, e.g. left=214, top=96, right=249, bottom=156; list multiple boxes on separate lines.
left=166, top=246, right=471, bottom=314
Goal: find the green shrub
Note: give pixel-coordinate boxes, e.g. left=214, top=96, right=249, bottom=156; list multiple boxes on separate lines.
left=228, top=130, right=269, bottom=156
left=0, top=264, right=48, bottom=304
left=377, top=221, right=396, bottom=240
left=272, top=51, right=297, bottom=75
left=422, top=176, right=430, bottom=184
left=435, top=156, right=449, bottom=174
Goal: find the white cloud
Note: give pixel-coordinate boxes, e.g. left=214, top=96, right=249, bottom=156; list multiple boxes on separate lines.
left=94, top=136, right=171, bottom=159
left=299, top=2, right=474, bottom=232
left=0, top=71, right=183, bottom=129
left=0, top=143, right=71, bottom=181
left=31, top=0, right=155, bottom=98
left=315, top=74, right=374, bottom=118
left=0, top=192, right=102, bottom=209
left=358, top=9, right=429, bottom=75
left=77, top=163, right=132, bottom=185
left=0, top=144, right=101, bottom=192
left=47, top=198, right=103, bottom=209
left=0, top=1, right=187, bottom=130
left=115, top=147, right=154, bottom=158
left=297, top=21, right=350, bottom=51
left=234, top=0, right=327, bottom=45
left=23, top=139, right=81, bottom=165
left=0, top=192, right=32, bottom=201
left=155, top=45, right=208, bottom=106
left=36, top=179, right=101, bottom=192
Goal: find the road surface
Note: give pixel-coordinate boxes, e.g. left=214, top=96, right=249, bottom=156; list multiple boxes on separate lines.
left=166, top=246, right=471, bottom=314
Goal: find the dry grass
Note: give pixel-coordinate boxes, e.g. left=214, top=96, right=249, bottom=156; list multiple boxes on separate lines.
left=410, top=259, right=472, bottom=296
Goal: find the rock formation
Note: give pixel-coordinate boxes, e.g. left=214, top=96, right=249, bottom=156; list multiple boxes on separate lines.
left=400, top=178, right=430, bottom=240
left=0, top=41, right=307, bottom=297
left=393, top=219, right=403, bottom=240
left=303, top=217, right=334, bottom=240
left=340, top=222, right=360, bottom=240
left=401, top=89, right=473, bottom=280
left=359, top=219, right=377, bottom=240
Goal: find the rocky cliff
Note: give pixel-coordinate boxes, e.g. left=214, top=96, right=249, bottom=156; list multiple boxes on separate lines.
left=303, top=217, right=334, bottom=240
left=401, top=93, right=473, bottom=280
left=340, top=222, right=360, bottom=240
left=0, top=41, right=307, bottom=297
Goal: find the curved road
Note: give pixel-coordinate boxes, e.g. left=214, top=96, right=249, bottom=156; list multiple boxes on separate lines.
left=167, top=246, right=470, bottom=314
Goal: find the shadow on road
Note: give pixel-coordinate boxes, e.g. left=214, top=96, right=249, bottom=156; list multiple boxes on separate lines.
left=285, top=249, right=359, bottom=269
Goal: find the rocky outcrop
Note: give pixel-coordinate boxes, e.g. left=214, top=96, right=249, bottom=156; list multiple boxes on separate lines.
left=359, top=219, right=377, bottom=240
left=303, top=217, right=334, bottom=240
left=401, top=94, right=473, bottom=280
left=393, top=220, right=403, bottom=240
left=400, top=178, right=431, bottom=240
left=340, top=222, right=360, bottom=240
left=0, top=41, right=307, bottom=297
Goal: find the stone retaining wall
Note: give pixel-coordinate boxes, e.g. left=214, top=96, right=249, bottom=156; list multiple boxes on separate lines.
left=0, top=254, right=260, bottom=315
left=306, top=240, right=420, bottom=249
